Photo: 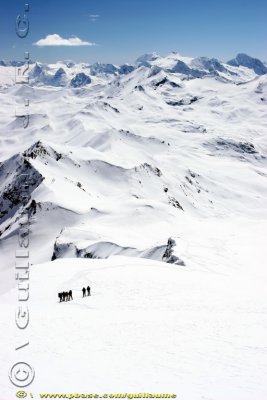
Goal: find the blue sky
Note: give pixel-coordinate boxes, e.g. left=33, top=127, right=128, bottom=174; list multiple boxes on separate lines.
left=1, top=0, right=267, bottom=64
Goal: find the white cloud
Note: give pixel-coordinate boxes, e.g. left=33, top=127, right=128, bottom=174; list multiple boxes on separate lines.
left=89, top=14, right=100, bottom=22
left=33, top=34, right=96, bottom=47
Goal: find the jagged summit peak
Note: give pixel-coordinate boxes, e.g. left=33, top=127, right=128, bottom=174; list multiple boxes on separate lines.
left=23, top=141, right=63, bottom=161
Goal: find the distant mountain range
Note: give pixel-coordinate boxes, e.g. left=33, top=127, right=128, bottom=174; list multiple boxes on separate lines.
left=0, top=53, right=266, bottom=89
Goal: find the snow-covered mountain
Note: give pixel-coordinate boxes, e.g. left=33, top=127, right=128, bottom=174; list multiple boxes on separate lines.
left=0, top=50, right=266, bottom=267
left=70, top=72, right=92, bottom=88
left=0, top=51, right=267, bottom=399
left=227, top=53, right=267, bottom=75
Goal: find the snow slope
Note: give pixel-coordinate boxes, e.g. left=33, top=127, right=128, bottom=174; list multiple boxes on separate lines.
left=1, top=243, right=267, bottom=399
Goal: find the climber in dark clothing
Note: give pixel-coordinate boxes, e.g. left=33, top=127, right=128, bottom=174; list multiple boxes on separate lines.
left=87, top=286, right=91, bottom=296
left=58, top=292, right=63, bottom=302
left=69, top=290, right=73, bottom=300
left=82, top=287, right=86, bottom=297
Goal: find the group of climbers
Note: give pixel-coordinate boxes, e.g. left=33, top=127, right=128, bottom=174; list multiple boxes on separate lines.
left=58, top=286, right=91, bottom=302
